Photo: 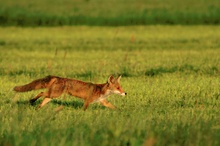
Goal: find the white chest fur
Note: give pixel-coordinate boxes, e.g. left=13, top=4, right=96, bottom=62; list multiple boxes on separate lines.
left=93, top=90, right=112, bottom=103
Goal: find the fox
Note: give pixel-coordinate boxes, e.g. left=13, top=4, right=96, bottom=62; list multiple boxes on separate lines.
left=13, top=75, right=126, bottom=110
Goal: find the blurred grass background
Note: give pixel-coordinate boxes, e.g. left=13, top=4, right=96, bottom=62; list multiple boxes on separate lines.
left=0, top=0, right=220, bottom=26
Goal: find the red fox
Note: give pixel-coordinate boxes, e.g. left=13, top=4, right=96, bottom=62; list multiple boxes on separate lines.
left=13, top=75, right=126, bottom=110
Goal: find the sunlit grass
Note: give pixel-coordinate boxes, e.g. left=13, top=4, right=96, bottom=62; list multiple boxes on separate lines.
left=0, top=26, right=220, bottom=146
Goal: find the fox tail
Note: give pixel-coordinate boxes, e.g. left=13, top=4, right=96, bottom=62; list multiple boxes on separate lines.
left=13, top=75, right=56, bottom=92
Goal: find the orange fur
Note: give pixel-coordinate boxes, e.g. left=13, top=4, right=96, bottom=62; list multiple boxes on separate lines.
left=14, top=75, right=126, bottom=110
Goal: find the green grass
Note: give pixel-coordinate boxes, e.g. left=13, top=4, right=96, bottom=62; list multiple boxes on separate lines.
left=0, top=0, right=220, bottom=26
left=0, top=26, right=220, bottom=146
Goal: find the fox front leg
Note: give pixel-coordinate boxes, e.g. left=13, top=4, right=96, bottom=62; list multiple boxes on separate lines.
left=83, top=99, right=92, bottom=111
left=83, top=103, right=88, bottom=111
left=100, top=99, right=117, bottom=110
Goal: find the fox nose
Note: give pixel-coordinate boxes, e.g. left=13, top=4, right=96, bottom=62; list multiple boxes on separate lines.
left=125, top=92, right=127, bottom=95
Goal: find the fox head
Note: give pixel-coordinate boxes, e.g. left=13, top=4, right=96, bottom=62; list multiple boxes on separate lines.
left=107, top=75, right=127, bottom=96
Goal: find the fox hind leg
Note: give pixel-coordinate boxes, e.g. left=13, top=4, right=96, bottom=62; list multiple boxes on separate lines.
left=37, top=85, right=66, bottom=109
left=30, top=92, right=44, bottom=105
left=38, top=97, right=52, bottom=108
left=37, top=91, right=53, bottom=109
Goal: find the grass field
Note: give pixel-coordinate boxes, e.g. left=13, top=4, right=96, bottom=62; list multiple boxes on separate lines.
left=0, top=25, right=220, bottom=146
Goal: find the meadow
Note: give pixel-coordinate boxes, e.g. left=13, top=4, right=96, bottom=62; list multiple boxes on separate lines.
left=0, top=25, right=220, bottom=146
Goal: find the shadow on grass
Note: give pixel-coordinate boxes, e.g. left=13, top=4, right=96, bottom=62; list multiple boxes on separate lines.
left=51, top=100, right=107, bottom=110
left=16, top=99, right=84, bottom=109
left=16, top=99, right=110, bottom=110
left=51, top=100, right=83, bottom=109
left=16, top=100, right=31, bottom=105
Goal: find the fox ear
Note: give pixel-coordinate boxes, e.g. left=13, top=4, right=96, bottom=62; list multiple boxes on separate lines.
left=117, top=75, right=122, bottom=82
left=107, top=75, right=115, bottom=84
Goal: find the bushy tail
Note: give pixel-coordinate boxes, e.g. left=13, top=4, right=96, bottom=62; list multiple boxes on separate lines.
left=13, top=75, right=56, bottom=92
